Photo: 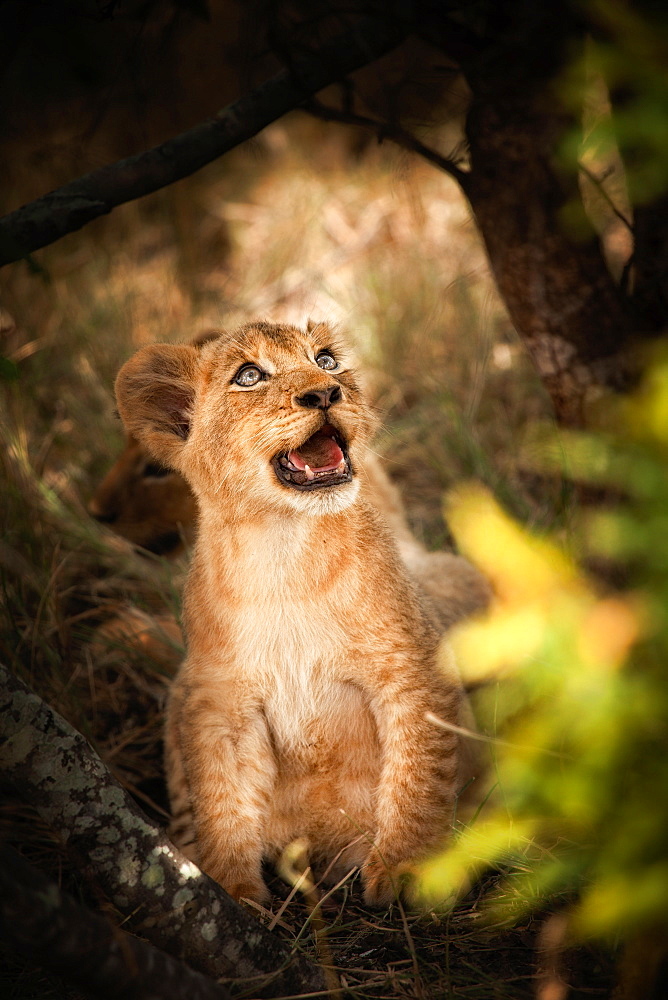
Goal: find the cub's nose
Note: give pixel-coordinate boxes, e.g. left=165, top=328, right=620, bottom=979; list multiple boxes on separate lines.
left=294, top=385, right=342, bottom=410
left=88, top=499, right=117, bottom=525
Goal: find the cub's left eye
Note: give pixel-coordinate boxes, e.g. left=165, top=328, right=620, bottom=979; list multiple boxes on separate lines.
left=315, top=352, right=339, bottom=371
left=234, top=365, right=264, bottom=387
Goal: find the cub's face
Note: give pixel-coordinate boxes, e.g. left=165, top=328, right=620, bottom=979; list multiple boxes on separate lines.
left=115, top=322, right=375, bottom=516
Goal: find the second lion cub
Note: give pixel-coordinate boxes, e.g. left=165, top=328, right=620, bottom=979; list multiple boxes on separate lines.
left=116, top=321, right=464, bottom=906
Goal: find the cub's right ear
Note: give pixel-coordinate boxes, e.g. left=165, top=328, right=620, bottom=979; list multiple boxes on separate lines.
left=190, top=327, right=224, bottom=348
left=115, top=344, right=199, bottom=469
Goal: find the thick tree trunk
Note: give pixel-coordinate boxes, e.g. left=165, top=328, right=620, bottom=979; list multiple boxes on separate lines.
left=417, top=1, right=638, bottom=425
left=461, top=88, right=633, bottom=426
left=0, top=664, right=326, bottom=997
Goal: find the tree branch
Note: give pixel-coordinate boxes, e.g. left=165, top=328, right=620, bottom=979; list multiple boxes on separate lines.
left=0, top=664, right=325, bottom=997
left=0, top=12, right=412, bottom=268
left=304, top=97, right=469, bottom=186
left=0, top=845, right=232, bottom=1000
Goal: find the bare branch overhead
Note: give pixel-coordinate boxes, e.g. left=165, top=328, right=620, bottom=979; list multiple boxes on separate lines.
left=0, top=11, right=412, bottom=268
left=305, top=97, right=469, bottom=185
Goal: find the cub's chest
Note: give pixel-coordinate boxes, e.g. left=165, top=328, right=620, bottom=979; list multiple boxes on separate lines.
left=262, top=659, right=377, bottom=767
left=207, top=535, right=374, bottom=748
left=222, top=568, right=354, bottom=677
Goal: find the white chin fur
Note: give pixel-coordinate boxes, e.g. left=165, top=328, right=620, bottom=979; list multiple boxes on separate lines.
left=279, top=477, right=360, bottom=515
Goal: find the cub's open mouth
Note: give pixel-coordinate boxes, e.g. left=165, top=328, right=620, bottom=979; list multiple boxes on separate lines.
left=272, top=423, right=352, bottom=491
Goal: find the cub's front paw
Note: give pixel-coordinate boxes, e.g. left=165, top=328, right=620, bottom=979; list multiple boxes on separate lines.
left=225, top=876, right=271, bottom=906
left=201, top=855, right=270, bottom=905
left=362, top=852, right=414, bottom=908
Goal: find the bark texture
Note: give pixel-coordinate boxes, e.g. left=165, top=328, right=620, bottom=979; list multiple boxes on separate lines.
left=302, top=3, right=642, bottom=425
left=437, top=0, right=637, bottom=426
left=0, top=844, right=232, bottom=1000
left=0, top=664, right=325, bottom=997
left=463, top=96, right=633, bottom=425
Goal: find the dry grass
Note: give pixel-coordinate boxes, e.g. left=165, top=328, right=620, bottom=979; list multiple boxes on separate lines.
left=0, top=119, right=596, bottom=997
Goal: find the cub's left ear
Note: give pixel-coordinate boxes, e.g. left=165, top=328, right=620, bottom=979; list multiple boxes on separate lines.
left=115, top=344, right=199, bottom=469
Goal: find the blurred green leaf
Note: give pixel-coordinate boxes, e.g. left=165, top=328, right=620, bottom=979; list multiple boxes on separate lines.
left=420, top=356, right=668, bottom=947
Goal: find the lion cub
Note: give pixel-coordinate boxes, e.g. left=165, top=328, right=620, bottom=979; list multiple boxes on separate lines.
left=116, top=321, right=462, bottom=906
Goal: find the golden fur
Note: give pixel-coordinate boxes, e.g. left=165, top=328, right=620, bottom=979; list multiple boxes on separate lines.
left=115, top=321, right=475, bottom=905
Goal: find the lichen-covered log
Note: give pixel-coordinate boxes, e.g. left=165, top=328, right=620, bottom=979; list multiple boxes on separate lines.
left=0, top=844, right=232, bottom=1000
left=0, top=664, right=325, bottom=997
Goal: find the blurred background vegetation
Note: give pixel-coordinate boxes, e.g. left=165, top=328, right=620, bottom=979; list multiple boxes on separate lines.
left=422, top=369, right=668, bottom=995
left=1, top=1, right=668, bottom=998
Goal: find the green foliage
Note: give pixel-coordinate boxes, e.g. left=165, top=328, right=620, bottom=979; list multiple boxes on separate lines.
left=558, top=0, right=668, bottom=214
left=420, top=356, right=668, bottom=945
left=586, top=0, right=668, bottom=204
left=0, top=355, right=19, bottom=381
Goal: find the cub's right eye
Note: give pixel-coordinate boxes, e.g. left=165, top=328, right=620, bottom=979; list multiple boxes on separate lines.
left=234, top=365, right=264, bottom=387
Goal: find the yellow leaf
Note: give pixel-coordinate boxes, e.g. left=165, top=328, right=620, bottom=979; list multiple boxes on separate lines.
left=445, top=484, right=578, bottom=606
left=577, top=596, right=641, bottom=670
left=450, top=606, right=547, bottom=681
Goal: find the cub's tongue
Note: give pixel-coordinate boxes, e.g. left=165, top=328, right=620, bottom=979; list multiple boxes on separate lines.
left=289, top=428, right=344, bottom=472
